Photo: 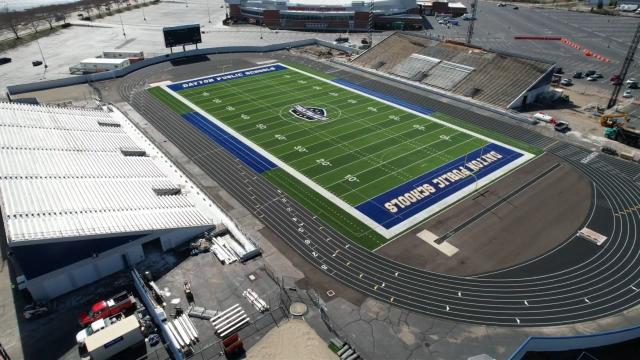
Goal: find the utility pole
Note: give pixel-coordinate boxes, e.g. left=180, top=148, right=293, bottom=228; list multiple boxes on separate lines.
left=142, top=0, right=147, bottom=21
left=466, top=0, right=478, bottom=45
left=207, top=0, right=212, bottom=23
left=367, top=1, right=374, bottom=47
left=607, top=21, right=640, bottom=109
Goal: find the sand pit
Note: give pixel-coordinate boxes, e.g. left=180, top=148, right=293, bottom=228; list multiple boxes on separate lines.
left=246, top=319, right=337, bottom=360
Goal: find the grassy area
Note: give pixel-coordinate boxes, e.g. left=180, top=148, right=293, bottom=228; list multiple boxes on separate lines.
left=278, top=60, right=337, bottom=81
left=432, top=112, right=544, bottom=156
left=148, top=86, right=193, bottom=115
left=264, top=169, right=388, bottom=250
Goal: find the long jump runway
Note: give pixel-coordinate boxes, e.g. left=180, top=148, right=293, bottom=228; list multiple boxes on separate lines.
left=117, top=57, right=640, bottom=327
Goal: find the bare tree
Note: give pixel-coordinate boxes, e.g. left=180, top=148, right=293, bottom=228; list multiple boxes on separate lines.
left=30, top=18, right=41, bottom=33
left=0, top=13, right=24, bottom=39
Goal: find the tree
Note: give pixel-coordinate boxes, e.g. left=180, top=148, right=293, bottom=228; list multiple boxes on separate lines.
left=0, top=12, right=25, bottom=39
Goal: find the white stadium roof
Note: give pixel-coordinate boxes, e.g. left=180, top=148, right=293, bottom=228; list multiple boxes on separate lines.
left=0, top=102, right=211, bottom=244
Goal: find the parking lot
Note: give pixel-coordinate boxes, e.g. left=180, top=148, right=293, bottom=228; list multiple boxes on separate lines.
left=426, top=0, right=640, bottom=96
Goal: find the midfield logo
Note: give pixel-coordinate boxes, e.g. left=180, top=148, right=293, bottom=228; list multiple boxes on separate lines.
left=290, top=104, right=328, bottom=122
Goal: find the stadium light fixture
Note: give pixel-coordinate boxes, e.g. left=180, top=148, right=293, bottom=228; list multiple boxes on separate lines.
left=119, top=14, right=126, bottom=39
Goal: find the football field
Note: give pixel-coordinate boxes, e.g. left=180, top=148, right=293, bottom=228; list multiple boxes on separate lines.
left=151, top=63, right=536, bottom=246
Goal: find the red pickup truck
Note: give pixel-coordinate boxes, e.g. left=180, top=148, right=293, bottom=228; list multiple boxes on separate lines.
left=79, top=291, right=136, bottom=327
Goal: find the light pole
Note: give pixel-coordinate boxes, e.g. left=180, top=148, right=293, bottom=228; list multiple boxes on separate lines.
left=119, top=14, right=126, bottom=39
left=35, top=38, right=48, bottom=78
left=207, top=0, right=212, bottom=23
left=185, top=0, right=188, bottom=8
left=142, top=0, right=147, bottom=21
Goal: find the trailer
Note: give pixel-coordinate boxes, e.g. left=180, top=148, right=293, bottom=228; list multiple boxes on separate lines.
left=102, top=50, right=144, bottom=59
left=83, top=315, right=143, bottom=360
left=69, top=58, right=131, bottom=74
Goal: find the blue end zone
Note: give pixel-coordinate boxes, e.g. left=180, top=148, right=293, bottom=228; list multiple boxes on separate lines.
left=333, top=79, right=435, bottom=116
left=182, top=112, right=278, bottom=173
left=168, top=64, right=287, bottom=91
left=355, top=143, right=524, bottom=230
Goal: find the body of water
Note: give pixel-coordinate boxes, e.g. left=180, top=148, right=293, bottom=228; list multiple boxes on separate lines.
left=1, top=0, right=80, bottom=11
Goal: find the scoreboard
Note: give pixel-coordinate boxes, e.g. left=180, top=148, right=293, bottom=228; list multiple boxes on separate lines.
left=163, top=24, right=202, bottom=48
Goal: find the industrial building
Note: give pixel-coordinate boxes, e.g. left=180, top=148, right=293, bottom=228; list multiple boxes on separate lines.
left=0, top=102, right=216, bottom=300
left=225, top=0, right=423, bottom=31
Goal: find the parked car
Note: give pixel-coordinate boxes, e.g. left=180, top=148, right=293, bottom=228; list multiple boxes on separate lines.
left=497, top=2, right=507, bottom=7
left=627, top=78, right=637, bottom=85
left=554, top=121, right=570, bottom=133
left=512, top=6, right=519, bottom=9
left=31, top=60, right=43, bottom=67
left=610, top=74, right=621, bottom=82
left=612, top=79, right=623, bottom=86
left=78, top=291, right=136, bottom=327
left=587, top=76, right=598, bottom=81
left=554, top=67, right=564, bottom=74
left=628, top=82, right=639, bottom=89
left=623, top=90, right=633, bottom=98
left=585, top=70, right=597, bottom=77
left=593, top=73, right=603, bottom=79
left=560, top=78, right=573, bottom=86
left=0, top=57, right=11, bottom=65
left=23, top=303, right=49, bottom=320
left=573, top=72, right=583, bottom=79
left=601, top=146, right=618, bottom=156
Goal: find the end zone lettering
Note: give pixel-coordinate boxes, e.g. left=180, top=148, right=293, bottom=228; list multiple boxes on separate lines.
left=170, top=65, right=284, bottom=91
left=384, top=150, right=503, bottom=213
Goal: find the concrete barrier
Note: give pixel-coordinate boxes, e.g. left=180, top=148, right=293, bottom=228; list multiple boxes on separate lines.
left=6, top=38, right=359, bottom=95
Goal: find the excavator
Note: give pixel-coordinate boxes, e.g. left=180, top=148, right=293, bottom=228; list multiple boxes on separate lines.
left=601, top=112, right=640, bottom=148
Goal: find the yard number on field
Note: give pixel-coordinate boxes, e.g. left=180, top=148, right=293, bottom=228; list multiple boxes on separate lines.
left=294, top=145, right=308, bottom=153
left=212, top=98, right=222, bottom=104
left=389, top=115, right=400, bottom=121
left=275, top=134, right=287, bottom=141
left=345, top=174, right=359, bottom=182
left=316, top=158, right=332, bottom=166
left=368, top=107, right=378, bottom=112
left=348, top=99, right=358, bottom=104
left=440, top=135, right=451, bottom=141
left=241, top=114, right=250, bottom=120
left=256, top=123, right=267, bottom=129
left=226, top=106, right=236, bottom=111
left=413, top=124, right=426, bottom=131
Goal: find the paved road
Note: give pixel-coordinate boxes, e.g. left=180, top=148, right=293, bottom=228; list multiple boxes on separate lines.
left=113, top=54, right=640, bottom=327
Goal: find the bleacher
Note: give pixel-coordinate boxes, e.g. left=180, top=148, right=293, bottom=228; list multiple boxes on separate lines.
left=352, top=32, right=554, bottom=109
left=352, top=33, right=434, bottom=73
left=452, top=55, right=550, bottom=108
left=421, top=61, right=474, bottom=91
left=390, top=54, right=440, bottom=80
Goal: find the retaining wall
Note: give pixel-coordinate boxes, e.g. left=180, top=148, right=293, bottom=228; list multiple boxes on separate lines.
left=6, top=39, right=358, bottom=95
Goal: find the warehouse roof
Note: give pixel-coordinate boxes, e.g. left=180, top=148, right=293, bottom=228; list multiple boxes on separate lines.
left=0, top=102, right=212, bottom=244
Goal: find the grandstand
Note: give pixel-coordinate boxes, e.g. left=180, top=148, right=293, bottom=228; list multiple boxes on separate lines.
left=353, top=32, right=555, bottom=109
left=0, top=102, right=215, bottom=300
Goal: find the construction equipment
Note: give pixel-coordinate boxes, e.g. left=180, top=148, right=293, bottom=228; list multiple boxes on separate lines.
left=608, top=21, right=640, bottom=108
left=600, top=113, right=630, bottom=127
